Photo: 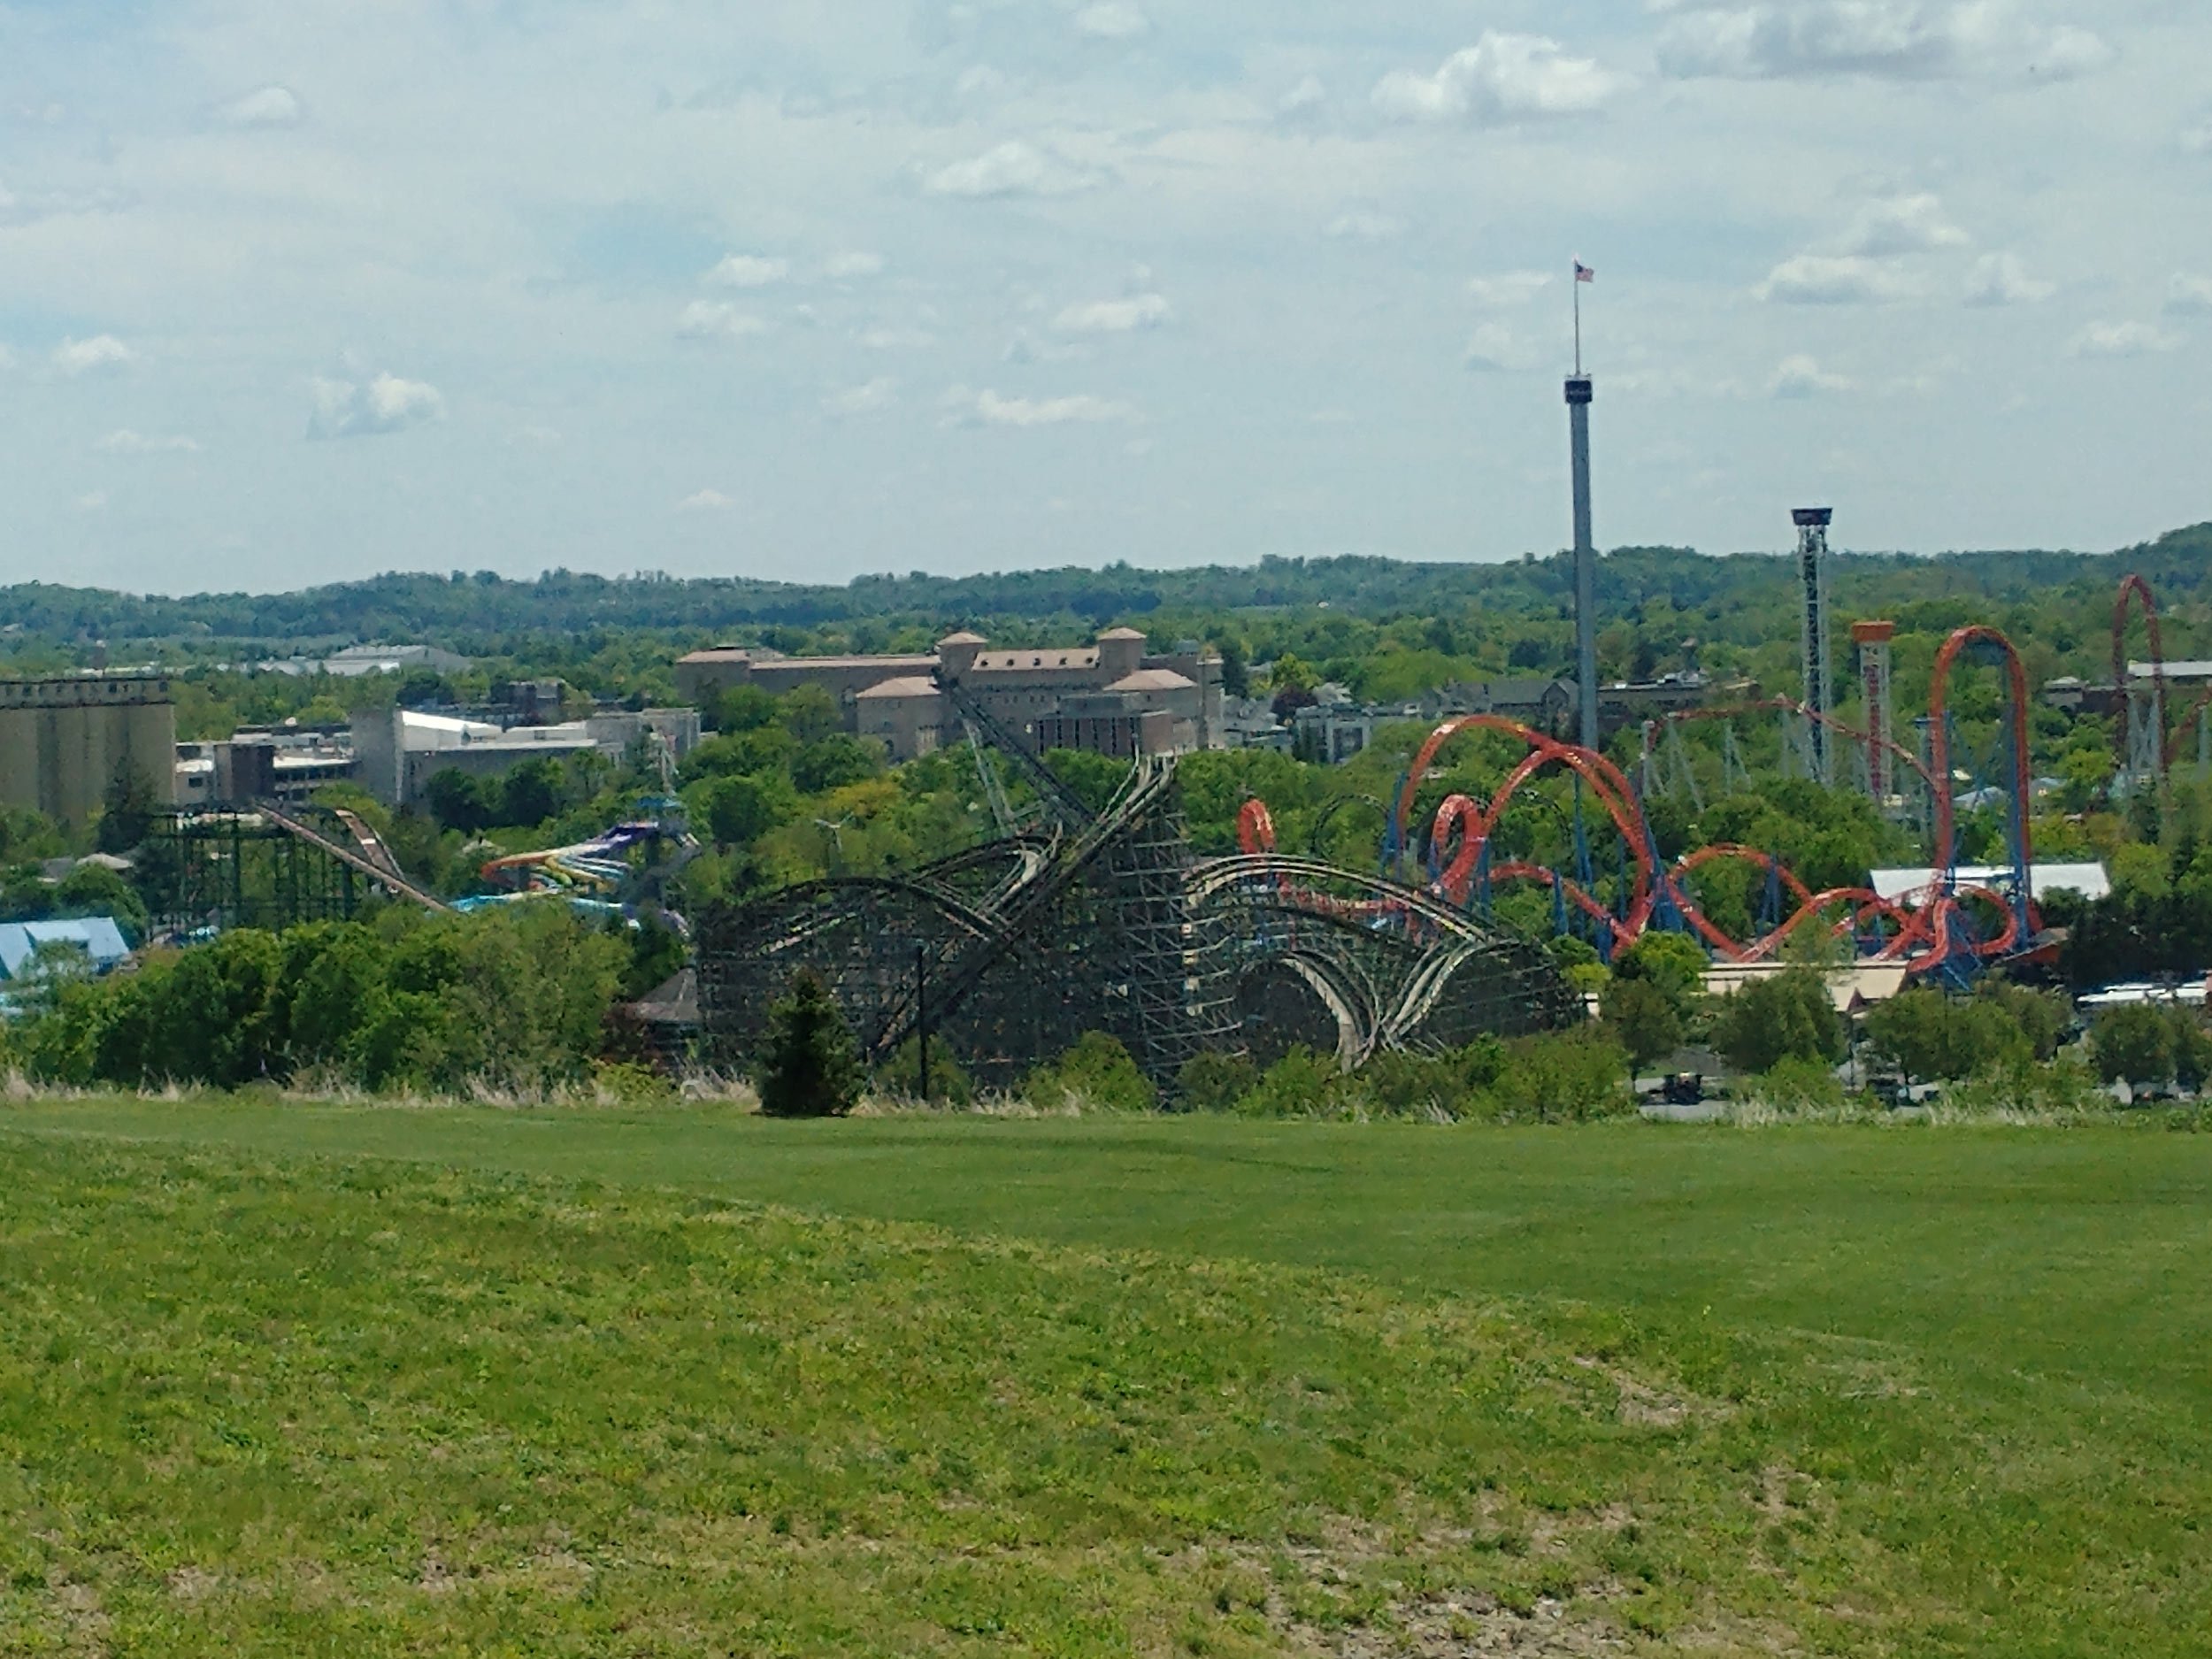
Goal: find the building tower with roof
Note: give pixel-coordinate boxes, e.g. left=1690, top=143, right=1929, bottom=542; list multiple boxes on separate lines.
left=1853, top=619, right=1896, bottom=803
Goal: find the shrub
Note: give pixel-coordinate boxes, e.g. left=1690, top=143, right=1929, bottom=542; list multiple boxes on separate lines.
left=757, top=970, right=863, bottom=1118
left=876, top=1034, right=975, bottom=1107
left=1491, top=1027, right=1634, bottom=1122
left=1234, top=1046, right=1353, bottom=1120
left=1023, top=1032, right=1156, bottom=1115
left=1177, top=1049, right=1259, bottom=1114
left=1751, top=1054, right=1850, bottom=1117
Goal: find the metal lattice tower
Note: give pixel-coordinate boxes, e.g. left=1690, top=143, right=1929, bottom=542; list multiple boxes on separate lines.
left=1793, top=508, right=1835, bottom=784
left=1852, top=619, right=1896, bottom=805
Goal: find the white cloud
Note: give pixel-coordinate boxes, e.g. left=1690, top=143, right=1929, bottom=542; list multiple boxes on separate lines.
left=677, top=489, right=733, bottom=511
left=214, top=85, right=303, bottom=128
left=856, top=324, right=934, bottom=350
left=54, top=334, right=137, bottom=374
left=1467, top=272, right=1554, bottom=308
left=1463, top=323, right=1532, bottom=373
left=1963, top=253, right=2054, bottom=306
left=1073, top=4, right=1149, bottom=41
left=2185, top=121, right=2212, bottom=157
left=823, top=377, right=897, bottom=416
left=1658, top=4, right=2111, bottom=83
left=948, top=388, right=1138, bottom=426
left=1324, top=211, right=1404, bottom=242
left=1278, top=75, right=1328, bottom=123
left=2165, top=274, right=2212, bottom=316
left=925, top=141, right=1101, bottom=199
left=1770, top=355, right=1855, bottom=397
left=95, top=429, right=199, bottom=455
left=2069, top=320, right=2178, bottom=358
left=826, top=252, right=884, bottom=280
left=0, top=180, right=128, bottom=227
left=307, top=373, right=445, bottom=440
left=1757, top=255, right=1911, bottom=304
left=76, top=491, right=108, bottom=513
left=1844, top=192, right=1969, bottom=257
left=1375, top=33, right=1624, bottom=124
left=707, top=254, right=789, bottom=288
left=677, top=301, right=767, bottom=341
left=1053, top=294, right=1171, bottom=334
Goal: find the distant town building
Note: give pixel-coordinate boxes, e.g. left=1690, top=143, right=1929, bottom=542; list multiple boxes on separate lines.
left=681, top=628, right=1223, bottom=762
left=258, top=643, right=472, bottom=679
left=0, top=917, right=132, bottom=981
left=350, top=705, right=700, bottom=808
left=176, top=730, right=357, bottom=807
left=0, top=675, right=176, bottom=824
left=1219, top=696, right=1292, bottom=752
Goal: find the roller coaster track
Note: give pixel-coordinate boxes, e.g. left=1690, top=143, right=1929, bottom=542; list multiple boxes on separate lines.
left=941, top=677, right=1096, bottom=828
left=254, top=801, right=452, bottom=913
left=864, top=751, right=1179, bottom=1061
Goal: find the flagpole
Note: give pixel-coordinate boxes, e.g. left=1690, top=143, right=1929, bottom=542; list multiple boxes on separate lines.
left=1572, top=264, right=1582, bottom=376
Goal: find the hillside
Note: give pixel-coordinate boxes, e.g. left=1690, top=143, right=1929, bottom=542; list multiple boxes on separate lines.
left=6, top=523, right=2209, bottom=653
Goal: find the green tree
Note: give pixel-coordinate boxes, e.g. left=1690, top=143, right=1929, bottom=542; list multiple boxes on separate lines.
left=2092, top=1002, right=2175, bottom=1089
left=792, top=735, right=882, bottom=796
left=1614, top=931, right=1708, bottom=1006
left=2172, top=1014, right=2212, bottom=1094
left=495, top=757, right=566, bottom=829
left=710, top=684, right=780, bottom=733
left=51, top=863, right=150, bottom=941
left=757, top=969, right=863, bottom=1118
left=423, top=769, right=492, bottom=833
left=1976, top=979, right=2073, bottom=1064
left=704, top=774, right=779, bottom=849
left=1601, top=975, right=1684, bottom=1072
left=1712, top=969, right=1844, bottom=1076
left=1864, top=989, right=2030, bottom=1083
left=779, top=685, right=844, bottom=745
left=97, top=764, right=159, bottom=855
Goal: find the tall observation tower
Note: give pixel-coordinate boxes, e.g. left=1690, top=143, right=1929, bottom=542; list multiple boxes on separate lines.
left=1793, top=508, right=1835, bottom=785
left=1566, top=376, right=1597, bottom=750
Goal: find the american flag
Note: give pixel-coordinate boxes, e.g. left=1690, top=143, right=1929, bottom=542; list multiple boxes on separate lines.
left=1574, top=260, right=1595, bottom=283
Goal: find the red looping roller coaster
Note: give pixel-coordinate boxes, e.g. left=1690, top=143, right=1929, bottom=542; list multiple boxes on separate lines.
left=1235, top=624, right=2047, bottom=979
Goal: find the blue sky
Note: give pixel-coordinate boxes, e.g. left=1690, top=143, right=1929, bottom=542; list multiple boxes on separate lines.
left=2, top=0, right=2207, bottom=593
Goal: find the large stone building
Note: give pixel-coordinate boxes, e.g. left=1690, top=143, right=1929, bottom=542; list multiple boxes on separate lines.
left=680, top=628, right=1223, bottom=761
left=0, top=676, right=176, bottom=824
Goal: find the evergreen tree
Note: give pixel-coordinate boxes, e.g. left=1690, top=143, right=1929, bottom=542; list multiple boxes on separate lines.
left=757, top=969, right=862, bottom=1118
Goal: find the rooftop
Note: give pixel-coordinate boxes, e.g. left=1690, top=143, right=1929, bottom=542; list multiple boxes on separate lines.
left=855, top=675, right=941, bottom=701
left=1106, top=668, right=1197, bottom=694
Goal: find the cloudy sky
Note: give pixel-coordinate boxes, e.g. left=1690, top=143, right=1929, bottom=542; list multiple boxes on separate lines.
left=3, top=0, right=2208, bottom=593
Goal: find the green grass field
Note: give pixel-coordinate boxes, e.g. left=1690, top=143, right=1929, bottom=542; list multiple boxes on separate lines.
left=4, top=1102, right=2211, bottom=1654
